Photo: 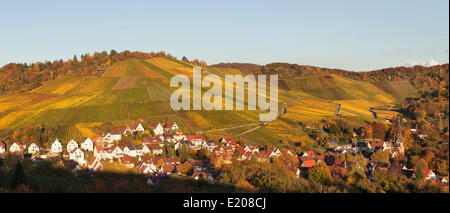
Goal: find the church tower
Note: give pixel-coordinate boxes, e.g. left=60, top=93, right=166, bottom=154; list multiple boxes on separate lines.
left=392, top=116, right=405, bottom=156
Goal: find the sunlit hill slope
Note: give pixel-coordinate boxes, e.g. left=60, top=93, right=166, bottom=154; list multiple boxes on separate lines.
left=0, top=56, right=417, bottom=146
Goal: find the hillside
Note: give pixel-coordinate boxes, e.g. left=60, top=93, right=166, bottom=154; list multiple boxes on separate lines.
left=0, top=52, right=441, bottom=147
left=0, top=57, right=293, bottom=139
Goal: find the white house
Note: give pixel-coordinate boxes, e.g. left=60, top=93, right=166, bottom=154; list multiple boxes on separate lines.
left=119, top=156, right=135, bottom=168
left=81, top=138, right=94, bottom=151
left=173, top=134, right=186, bottom=142
left=124, top=146, right=143, bottom=157
left=140, top=156, right=158, bottom=172
left=131, top=122, right=145, bottom=133
left=123, top=127, right=132, bottom=135
left=162, top=134, right=176, bottom=144
left=269, top=148, right=282, bottom=159
left=51, top=139, right=63, bottom=153
left=104, top=132, right=121, bottom=143
left=67, top=139, right=79, bottom=153
left=238, top=151, right=253, bottom=161
left=151, top=123, right=164, bottom=135
left=423, top=169, right=437, bottom=180
left=143, top=144, right=151, bottom=154
left=164, top=121, right=179, bottom=131
left=244, top=145, right=259, bottom=153
left=174, top=141, right=187, bottom=150
left=302, top=151, right=315, bottom=157
left=27, top=143, right=41, bottom=155
left=9, top=142, right=25, bottom=153
left=293, top=167, right=301, bottom=178
left=94, top=145, right=106, bottom=160
left=88, top=157, right=103, bottom=171
left=0, top=143, right=6, bottom=154
left=186, top=135, right=206, bottom=149
left=69, top=148, right=85, bottom=165
left=205, top=140, right=218, bottom=152
left=149, top=144, right=163, bottom=155
left=192, top=171, right=214, bottom=183
left=139, top=165, right=155, bottom=175
left=442, top=176, right=449, bottom=184
left=105, top=145, right=123, bottom=159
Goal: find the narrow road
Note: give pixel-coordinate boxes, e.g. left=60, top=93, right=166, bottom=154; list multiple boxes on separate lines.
left=235, top=96, right=303, bottom=136
left=198, top=122, right=261, bottom=134
left=196, top=96, right=304, bottom=136
left=236, top=123, right=266, bottom=136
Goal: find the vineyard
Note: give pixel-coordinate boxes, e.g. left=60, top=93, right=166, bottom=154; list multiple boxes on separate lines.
left=54, top=124, right=85, bottom=145
left=145, top=57, right=193, bottom=76
left=0, top=56, right=411, bottom=149
left=111, top=76, right=138, bottom=90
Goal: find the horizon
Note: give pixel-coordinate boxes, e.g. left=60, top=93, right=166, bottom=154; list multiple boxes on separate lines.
left=0, top=0, right=449, bottom=71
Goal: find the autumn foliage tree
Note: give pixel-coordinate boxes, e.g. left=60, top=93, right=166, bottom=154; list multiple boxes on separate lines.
left=308, top=161, right=333, bottom=186
left=371, top=122, right=387, bottom=140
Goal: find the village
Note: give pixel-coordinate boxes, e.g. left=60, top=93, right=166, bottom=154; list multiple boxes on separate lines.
left=0, top=119, right=447, bottom=187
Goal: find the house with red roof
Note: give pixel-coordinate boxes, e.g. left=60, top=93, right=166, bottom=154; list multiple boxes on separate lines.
left=369, top=141, right=392, bottom=152
left=300, top=159, right=316, bottom=168
left=186, top=135, right=206, bottom=149
left=220, top=137, right=237, bottom=147
left=204, top=140, right=218, bottom=152
left=91, top=134, right=107, bottom=147
left=162, top=134, right=176, bottom=143
left=419, top=168, right=437, bottom=180
left=269, top=148, right=282, bottom=159
left=105, top=145, right=123, bottom=159
left=130, top=122, right=145, bottom=133
left=237, top=151, right=253, bottom=161
left=302, top=150, right=315, bottom=157
left=139, top=164, right=155, bottom=175
left=160, top=164, right=175, bottom=175
left=244, top=145, right=259, bottom=153
left=150, top=123, right=164, bottom=135
left=51, top=139, right=63, bottom=154
left=81, top=138, right=94, bottom=152
left=442, top=176, right=449, bottom=185
left=67, top=139, right=79, bottom=153
left=88, top=157, right=103, bottom=171
left=192, top=171, right=214, bottom=183
left=139, top=155, right=159, bottom=171
left=123, top=145, right=144, bottom=157
left=148, top=143, right=163, bottom=155
left=173, top=134, right=186, bottom=142
left=104, top=127, right=125, bottom=143
left=94, top=145, right=106, bottom=160
left=255, top=150, right=272, bottom=162
left=0, top=143, right=5, bottom=154
left=163, top=121, right=179, bottom=131
left=163, top=157, right=180, bottom=166
left=9, top=142, right=25, bottom=153
left=119, top=156, right=135, bottom=168
left=69, top=148, right=85, bottom=165
left=27, top=142, right=42, bottom=155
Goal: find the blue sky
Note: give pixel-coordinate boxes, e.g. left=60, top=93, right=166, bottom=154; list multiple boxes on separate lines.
left=0, top=0, right=448, bottom=71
